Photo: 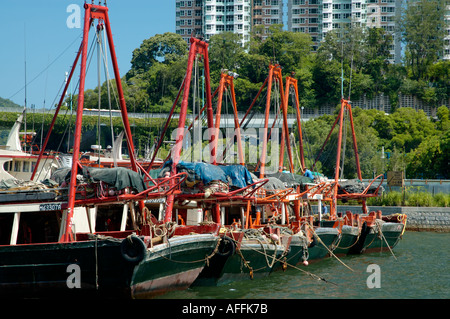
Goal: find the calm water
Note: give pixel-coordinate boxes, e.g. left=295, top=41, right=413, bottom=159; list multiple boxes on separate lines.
left=157, top=231, right=449, bottom=299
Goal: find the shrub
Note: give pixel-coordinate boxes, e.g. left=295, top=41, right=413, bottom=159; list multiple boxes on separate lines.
left=432, top=193, right=449, bottom=207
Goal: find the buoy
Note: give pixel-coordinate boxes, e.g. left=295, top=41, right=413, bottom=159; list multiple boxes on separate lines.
left=303, top=260, right=309, bottom=266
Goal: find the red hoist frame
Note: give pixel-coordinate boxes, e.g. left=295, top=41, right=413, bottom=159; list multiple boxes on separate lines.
left=163, top=37, right=215, bottom=223
left=282, top=76, right=305, bottom=172
left=240, top=64, right=290, bottom=178
left=36, top=4, right=145, bottom=242
left=213, top=72, right=245, bottom=165
left=314, top=98, right=365, bottom=218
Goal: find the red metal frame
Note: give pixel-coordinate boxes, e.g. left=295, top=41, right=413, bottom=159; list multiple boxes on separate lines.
left=283, top=76, right=305, bottom=172
left=164, top=37, right=215, bottom=223
left=242, top=65, right=286, bottom=177
left=259, top=64, right=285, bottom=178
left=57, top=4, right=142, bottom=242
left=213, top=72, right=245, bottom=165
left=311, top=98, right=366, bottom=217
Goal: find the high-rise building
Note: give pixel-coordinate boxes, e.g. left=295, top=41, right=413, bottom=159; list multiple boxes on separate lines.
left=444, top=1, right=450, bottom=60
left=176, top=0, right=203, bottom=43
left=176, top=0, right=252, bottom=46
left=252, top=0, right=284, bottom=40
left=287, top=0, right=402, bottom=63
left=175, top=0, right=448, bottom=63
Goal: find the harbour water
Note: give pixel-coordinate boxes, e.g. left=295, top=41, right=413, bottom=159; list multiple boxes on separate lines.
left=157, top=231, right=449, bottom=299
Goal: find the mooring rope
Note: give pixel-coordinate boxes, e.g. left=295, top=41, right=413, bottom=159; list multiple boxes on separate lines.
left=306, top=223, right=354, bottom=272
left=229, top=235, right=338, bottom=286
left=375, top=219, right=397, bottom=260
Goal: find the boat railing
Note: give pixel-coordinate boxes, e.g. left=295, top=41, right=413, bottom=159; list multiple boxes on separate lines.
left=336, top=174, right=385, bottom=200
left=70, top=172, right=189, bottom=204
left=174, top=178, right=269, bottom=203
left=255, top=187, right=295, bottom=203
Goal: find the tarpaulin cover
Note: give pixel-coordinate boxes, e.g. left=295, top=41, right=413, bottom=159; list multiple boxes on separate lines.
left=262, top=177, right=286, bottom=190
left=160, top=160, right=228, bottom=185
left=160, top=161, right=254, bottom=188
left=266, top=171, right=313, bottom=187
left=51, top=167, right=146, bottom=193
left=88, top=167, right=146, bottom=193
left=218, top=165, right=254, bottom=188
left=338, top=179, right=384, bottom=195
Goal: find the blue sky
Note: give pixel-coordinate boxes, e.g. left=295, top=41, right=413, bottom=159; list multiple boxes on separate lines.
left=0, top=1, right=175, bottom=108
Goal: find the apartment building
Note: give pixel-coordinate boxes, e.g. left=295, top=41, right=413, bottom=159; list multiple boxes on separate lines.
left=252, top=0, right=284, bottom=40
left=175, top=0, right=448, bottom=63
left=175, top=0, right=203, bottom=43
left=175, top=0, right=252, bottom=46
left=445, top=1, right=450, bottom=60
left=287, top=0, right=402, bottom=62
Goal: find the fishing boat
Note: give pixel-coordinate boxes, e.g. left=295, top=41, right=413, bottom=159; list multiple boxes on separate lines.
left=0, top=110, right=59, bottom=182
left=0, top=3, right=221, bottom=299
left=309, top=97, right=407, bottom=256
left=139, top=39, right=304, bottom=286
left=347, top=210, right=406, bottom=255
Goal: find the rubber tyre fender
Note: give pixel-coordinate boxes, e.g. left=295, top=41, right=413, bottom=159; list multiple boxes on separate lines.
left=309, top=235, right=316, bottom=248
left=120, top=235, right=146, bottom=263
left=216, top=235, right=236, bottom=257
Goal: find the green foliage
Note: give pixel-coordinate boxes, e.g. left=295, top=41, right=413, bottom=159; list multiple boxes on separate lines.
left=128, top=32, right=188, bottom=76
left=0, top=97, right=21, bottom=108
left=67, top=20, right=448, bottom=115
left=303, top=105, right=449, bottom=179
left=399, top=0, right=447, bottom=81
left=208, top=32, right=245, bottom=73
left=367, top=191, right=403, bottom=207
left=0, top=111, right=177, bottom=157
left=367, top=190, right=449, bottom=207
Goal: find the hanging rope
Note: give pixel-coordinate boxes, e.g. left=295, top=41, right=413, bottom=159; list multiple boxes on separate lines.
left=228, top=234, right=339, bottom=286
left=306, top=223, right=355, bottom=272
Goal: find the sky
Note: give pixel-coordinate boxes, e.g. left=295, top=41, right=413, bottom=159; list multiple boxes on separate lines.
left=0, top=0, right=175, bottom=109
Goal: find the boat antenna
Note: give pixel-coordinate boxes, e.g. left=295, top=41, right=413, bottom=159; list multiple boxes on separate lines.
left=23, top=23, right=28, bottom=154
left=340, top=27, right=344, bottom=100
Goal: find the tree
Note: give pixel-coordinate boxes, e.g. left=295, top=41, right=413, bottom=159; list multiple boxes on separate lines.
left=208, top=32, right=245, bottom=74
left=364, top=27, right=394, bottom=95
left=258, top=25, right=313, bottom=74
left=311, top=57, right=342, bottom=104
left=399, top=0, right=447, bottom=80
left=128, top=32, right=188, bottom=77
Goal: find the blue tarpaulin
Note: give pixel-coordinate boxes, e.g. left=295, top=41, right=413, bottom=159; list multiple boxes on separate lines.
left=161, top=161, right=254, bottom=188
left=218, top=165, right=254, bottom=188
left=161, top=160, right=228, bottom=185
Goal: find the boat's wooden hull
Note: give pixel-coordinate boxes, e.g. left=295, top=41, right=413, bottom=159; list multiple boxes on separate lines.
left=130, top=233, right=219, bottom=298
left=193, top=234, right=285, bottom=286
left=271, top=234, right=308, bottom=272
left=306, top=227, right=340, bottom=262
left=0, top=237, right=135, bottom=298
left=333, top=225, right=360, bottom=256
left=349, top=221, right=405, bottom=255
left=0, top=232, right=219, bottom=298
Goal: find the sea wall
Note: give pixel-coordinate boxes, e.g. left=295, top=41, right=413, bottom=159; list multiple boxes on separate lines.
left=316, top=206, right=450, bottom=232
